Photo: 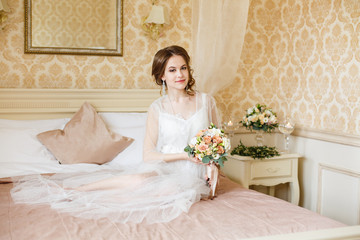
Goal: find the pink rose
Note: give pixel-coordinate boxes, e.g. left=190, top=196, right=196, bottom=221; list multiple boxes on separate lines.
left=217, top=146, right=225, bottom=154
left=197, top=143, right=209, bottom=152
left=212, top=135, right=223, bottom=144
left=203, top=136, right=212, bottom=144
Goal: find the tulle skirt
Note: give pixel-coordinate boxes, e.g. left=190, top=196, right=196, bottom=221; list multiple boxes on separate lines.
left=10, top=161, right=210, bottom=224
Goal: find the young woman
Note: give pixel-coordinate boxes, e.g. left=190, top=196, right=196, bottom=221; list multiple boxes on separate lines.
left=11, top=45, right=220, bottom=224
left=144, top=45, right=219, bottom=167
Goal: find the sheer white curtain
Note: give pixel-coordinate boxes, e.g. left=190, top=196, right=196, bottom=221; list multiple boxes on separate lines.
left=192, top=0, right=249, bottom=95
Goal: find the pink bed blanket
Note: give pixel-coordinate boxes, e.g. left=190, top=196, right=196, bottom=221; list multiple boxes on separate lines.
left=0, top=176, right=344, bottom=240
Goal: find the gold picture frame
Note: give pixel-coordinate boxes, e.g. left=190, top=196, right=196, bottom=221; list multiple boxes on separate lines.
left=24, top=0, right=123, bottom=56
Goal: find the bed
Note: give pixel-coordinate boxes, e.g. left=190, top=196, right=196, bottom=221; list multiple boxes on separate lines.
left=0, top=88, right=359, bottom=240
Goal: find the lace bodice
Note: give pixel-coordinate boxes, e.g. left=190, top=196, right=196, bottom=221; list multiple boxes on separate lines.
left=157, top=100, right=209, bottom=154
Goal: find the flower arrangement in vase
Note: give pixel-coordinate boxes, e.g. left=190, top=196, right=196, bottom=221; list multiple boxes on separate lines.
left=241, top=104, right=278, bottom=146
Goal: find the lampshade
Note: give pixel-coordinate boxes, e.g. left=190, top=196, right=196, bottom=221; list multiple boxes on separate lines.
left=0, top=0, right=10, bottom=12
left=145, top=5, right=169, bottom=25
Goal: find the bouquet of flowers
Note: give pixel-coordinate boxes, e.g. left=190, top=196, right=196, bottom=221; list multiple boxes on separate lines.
left=184, top=123, right=231, bottom=199
left=241, top=104, right=278, bottom=132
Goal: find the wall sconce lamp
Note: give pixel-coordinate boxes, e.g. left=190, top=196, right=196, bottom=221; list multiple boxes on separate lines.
left=142, top=1, right=169, bottom=40
left=0, top=0, right=10, bottom=30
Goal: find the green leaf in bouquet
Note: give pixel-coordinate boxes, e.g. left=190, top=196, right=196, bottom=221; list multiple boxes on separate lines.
left=217, top=156, right=227, bottom=167
left=202, top=155, right=211, bottom=164
left=184, top=145, right=194, bottom=157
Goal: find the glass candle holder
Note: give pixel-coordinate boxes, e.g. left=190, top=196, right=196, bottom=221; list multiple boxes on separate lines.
left=278, top=118, right=295, bottom=153
left=223, top=118, right=238, bottom=137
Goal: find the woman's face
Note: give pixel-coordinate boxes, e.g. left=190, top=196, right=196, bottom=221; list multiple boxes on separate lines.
left=161, top=55, right=189, bottom=92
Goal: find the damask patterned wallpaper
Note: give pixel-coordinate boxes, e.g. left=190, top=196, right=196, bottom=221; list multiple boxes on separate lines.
left=0, top=0, right=359, bottom=136
left=217, top=0, right=360, bottom=136
left=0, top=0, right=192, bottom=89
left=31, top=0, right=117, bottom=49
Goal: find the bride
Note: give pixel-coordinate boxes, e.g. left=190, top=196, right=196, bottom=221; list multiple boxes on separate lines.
left=11, top=45, right=220, bottom=224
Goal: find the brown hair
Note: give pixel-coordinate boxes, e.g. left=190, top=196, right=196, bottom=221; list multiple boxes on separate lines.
left=151, top=45, right=196, bottom=96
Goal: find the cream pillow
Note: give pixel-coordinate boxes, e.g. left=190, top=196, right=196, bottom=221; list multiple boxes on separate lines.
left=37, top=102, right=134, bottom=164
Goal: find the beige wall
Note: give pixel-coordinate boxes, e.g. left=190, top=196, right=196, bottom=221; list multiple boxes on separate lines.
left=218, top=0, right=360, bottom=136
left=1, top=0, right=359, bottom=136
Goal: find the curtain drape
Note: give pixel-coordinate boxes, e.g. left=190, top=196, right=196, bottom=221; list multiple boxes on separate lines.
left=192, top=0, right=249, bottom=95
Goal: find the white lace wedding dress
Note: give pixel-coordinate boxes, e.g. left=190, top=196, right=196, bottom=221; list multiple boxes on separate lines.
left=11, top=92, right=219, bottom=224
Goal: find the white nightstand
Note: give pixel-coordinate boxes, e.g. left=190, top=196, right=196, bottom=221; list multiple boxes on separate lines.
left=222, top=153, right=300, bottom=205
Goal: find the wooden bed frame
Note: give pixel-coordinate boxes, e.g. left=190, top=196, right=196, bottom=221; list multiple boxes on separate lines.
left=0, top=88, right=160, bottom=119
left=1, top=88, right=359, bottom=240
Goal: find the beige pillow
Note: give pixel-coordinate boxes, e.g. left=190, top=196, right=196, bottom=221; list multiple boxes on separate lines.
left=37, top=102, right=134, bottom=165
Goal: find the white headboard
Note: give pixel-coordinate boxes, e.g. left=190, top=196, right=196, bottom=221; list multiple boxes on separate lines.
left=0, top=88, right=160, bottom=120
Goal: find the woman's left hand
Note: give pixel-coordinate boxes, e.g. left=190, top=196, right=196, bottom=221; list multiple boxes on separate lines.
left=183, top=153, right=205, bottom=165
left=189, top=156, right=206, bottom=165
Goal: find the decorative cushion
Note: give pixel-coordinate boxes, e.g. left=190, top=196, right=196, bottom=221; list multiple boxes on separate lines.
left=37, top=102, right=134, bottom=164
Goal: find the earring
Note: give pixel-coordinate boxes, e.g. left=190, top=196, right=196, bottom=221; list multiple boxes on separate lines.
left=162, top=80, right=166, bottom=96
left=185, top=84, right=189, bottom=93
